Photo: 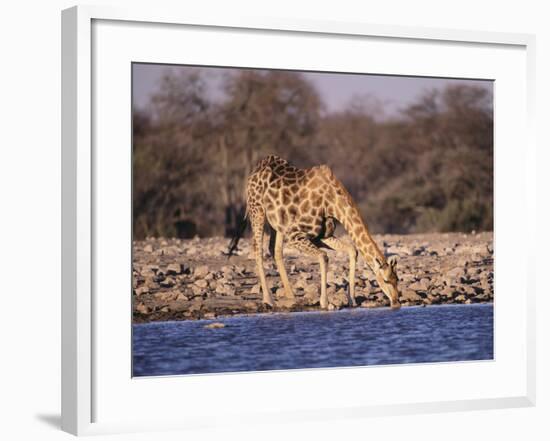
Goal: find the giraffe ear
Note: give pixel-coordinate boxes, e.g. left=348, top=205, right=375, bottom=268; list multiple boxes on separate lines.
left=388, top=255, right=398, bottom=269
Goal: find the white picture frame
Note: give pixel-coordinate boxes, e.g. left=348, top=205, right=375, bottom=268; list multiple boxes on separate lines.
left=61, top=5, right=536, bottom=436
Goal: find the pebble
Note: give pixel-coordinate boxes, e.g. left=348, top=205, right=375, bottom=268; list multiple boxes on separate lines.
left=166, top=263, right=183, bottom=275
left=134, top=286, right=149, bottom=296
left=160, top=277, right=175, bottom=287
left=194, top=265, right=210, bottom=279
left=204, top=322, right=225, bottom=329
left=195, top=279, right=208, bottom=288
left=136, top=303, right=150, bottom=314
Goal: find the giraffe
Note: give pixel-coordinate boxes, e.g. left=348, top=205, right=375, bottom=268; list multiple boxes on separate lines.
left=238, top=155, right=401, bottom=310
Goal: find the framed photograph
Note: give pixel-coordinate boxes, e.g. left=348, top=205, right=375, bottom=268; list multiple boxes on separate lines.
left=62, top=5, right=536, bottom=436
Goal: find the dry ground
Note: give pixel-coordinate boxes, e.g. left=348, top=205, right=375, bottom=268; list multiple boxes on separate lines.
left=132, top=232, right=493, bottom=323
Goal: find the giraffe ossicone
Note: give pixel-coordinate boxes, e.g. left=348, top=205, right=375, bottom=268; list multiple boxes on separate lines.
left=243, top=155, right=401, bottom=310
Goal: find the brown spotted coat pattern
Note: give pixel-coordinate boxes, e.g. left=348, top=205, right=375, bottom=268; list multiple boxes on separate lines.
left=246, top=155, right=401, bottom=309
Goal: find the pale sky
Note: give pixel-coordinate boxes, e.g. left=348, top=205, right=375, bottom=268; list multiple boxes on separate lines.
left=132, top=63, right=493, bottom=117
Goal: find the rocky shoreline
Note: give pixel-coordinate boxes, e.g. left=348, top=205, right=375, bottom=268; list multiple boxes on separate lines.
left=132, top=232, right=493, bottom=323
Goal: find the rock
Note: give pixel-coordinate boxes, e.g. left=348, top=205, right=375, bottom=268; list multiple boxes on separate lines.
left=134, top=286, right=149, bottom=296
left=400, top=290, right=423, bottom=302
left=194, top=265, right=210, bottom=279
left=204, top=322, right=225, bottom=329
left=303, top=284, right=319, bottom=305
left=203, top=297, right=246, bottom=311
left=223, top=285, right=237, bottom=296
left=160, top=277, right=175, bottom=288
left=188, top=300, right=203, bottom=313
left=361, top=301, right=380, bottom=308
left=387, top=245, right=413, bottom=255
left=334, top=276, right=347, bottom=286
left=400, top=274, right=416, bottom=283
left=203, top=312, right=216, bottom=319
left=439, top=286, right=455, bottom=297
left=447, top=267, right=465, bottom=277
left=154, top=291, right=176, bottom=302
left=195, top=279, right=208, bottom=288
left=158, top=246, right=181, bottom=256
left=143, top=263, right=159, bottom=273
left=166, top=263, right=183, bottom=275
left=426, top=293, right=442, bottom=304
left=143, top=244, right=153, bottom=253
left=165, top=299, right=188, bottom=313
left=276, top=297, right=296, bottom=308
left=136, top=303, right=150, bottom=314
left=294, top=278, right=308, bottom=290
left=474, top=293, right=490, bottom=302
left=462, top=285, right=477, bottom=296
left=472, top=285, right=485, bottom=295
left=220, top=265, right=235, bottom=279
left=408, top=280, right=429, bottom=292
left=191, top=285, right=204, bottom=296
left=176, top=293, right=189, bottom=301
left=144, top=276, right=158, bottom=289
left=329, top=288, right=349, bottom=308
left=454, top=294, right=467, bottom=302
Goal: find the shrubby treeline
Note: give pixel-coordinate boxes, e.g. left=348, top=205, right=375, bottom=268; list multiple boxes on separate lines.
left=133, top=68, right=493, bottom=239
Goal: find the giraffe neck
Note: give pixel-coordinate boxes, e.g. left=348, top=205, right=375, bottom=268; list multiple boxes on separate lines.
left=330, top=186, right=386, bottom=271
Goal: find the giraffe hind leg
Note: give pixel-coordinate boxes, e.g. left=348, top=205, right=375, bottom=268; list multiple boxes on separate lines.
left=249, top=207, right=274, bottom=307
left=287, top=232, right=329, bottom=309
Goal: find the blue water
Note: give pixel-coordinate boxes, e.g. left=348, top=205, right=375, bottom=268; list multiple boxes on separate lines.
left=132, top=303, right=493, bottom=377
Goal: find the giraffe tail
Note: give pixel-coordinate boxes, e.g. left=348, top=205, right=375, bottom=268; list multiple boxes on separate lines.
left=226, top=210, right=248, bottom=259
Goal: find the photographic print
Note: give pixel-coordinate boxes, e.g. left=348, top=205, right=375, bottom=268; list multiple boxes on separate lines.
left=131, top=64, right=494, bottom=377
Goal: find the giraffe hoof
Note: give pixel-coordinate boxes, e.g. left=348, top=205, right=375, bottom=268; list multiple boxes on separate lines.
left=262, top=300, right=274, bottom=310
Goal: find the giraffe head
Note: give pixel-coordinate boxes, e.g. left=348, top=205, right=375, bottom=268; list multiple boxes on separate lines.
left=373, top=255, right=401, bottom=309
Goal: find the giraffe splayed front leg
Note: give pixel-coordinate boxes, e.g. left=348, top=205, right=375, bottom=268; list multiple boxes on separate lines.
left=287, top=231, right=329, bottom=309
left=321, top=236, right=358, bottom=306
left=274, top=231, right=296, bottom=300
